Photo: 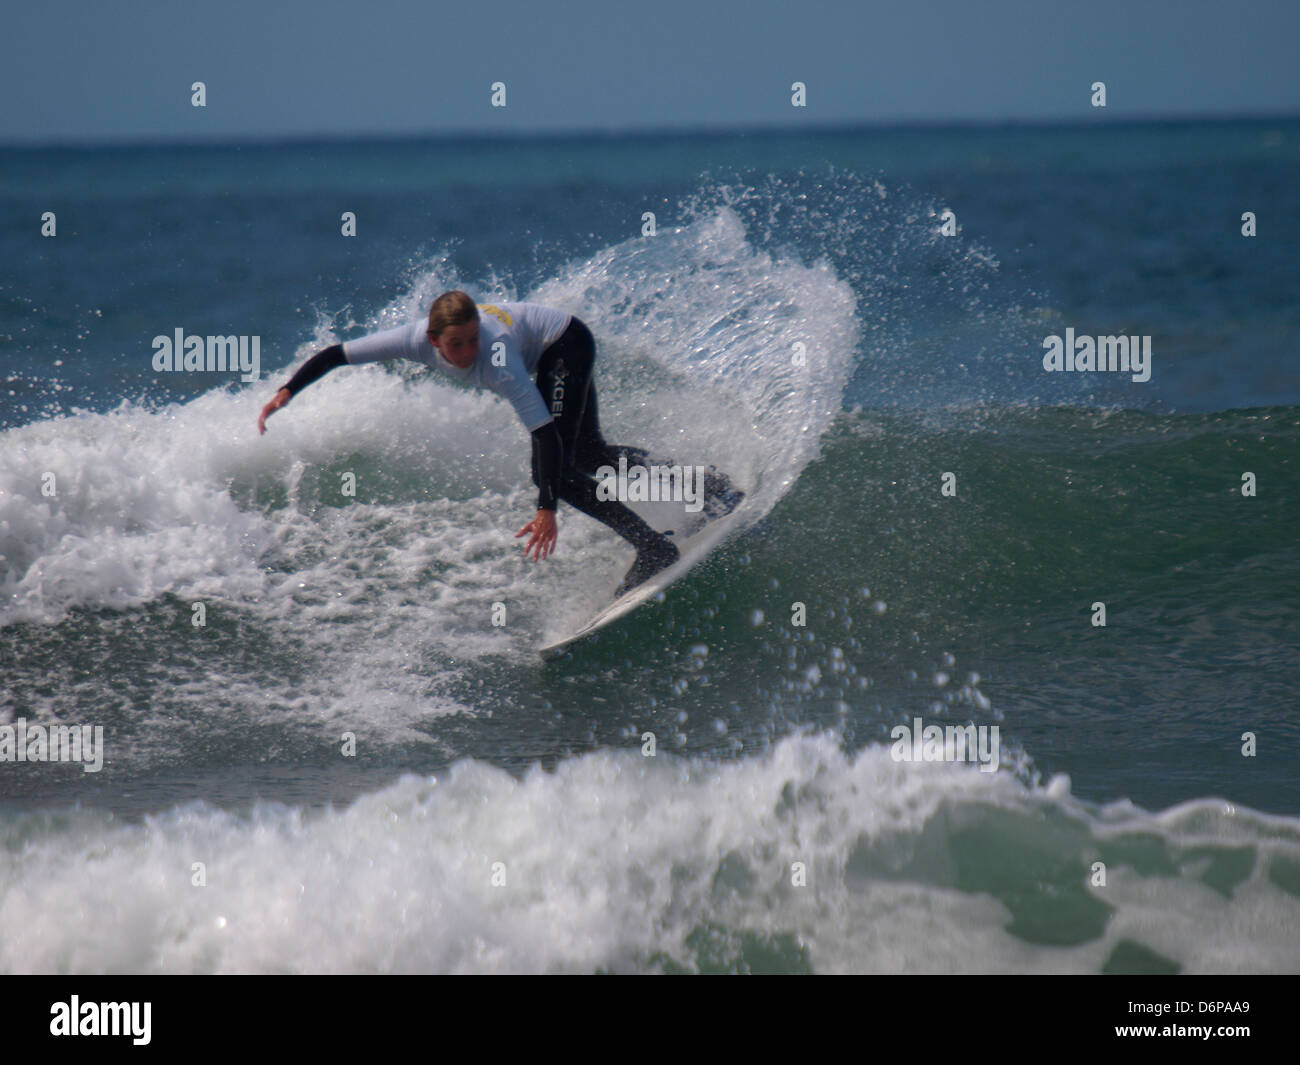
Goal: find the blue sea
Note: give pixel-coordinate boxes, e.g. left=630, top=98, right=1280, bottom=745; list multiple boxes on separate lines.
left=1, top=120, right=1298, bottom=973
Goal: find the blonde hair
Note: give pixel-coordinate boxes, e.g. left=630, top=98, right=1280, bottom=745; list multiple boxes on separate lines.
left=427, top=290, right=478, bottom=340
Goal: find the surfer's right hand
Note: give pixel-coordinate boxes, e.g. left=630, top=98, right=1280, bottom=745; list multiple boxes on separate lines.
left=258, top=388, right=291, bottom=435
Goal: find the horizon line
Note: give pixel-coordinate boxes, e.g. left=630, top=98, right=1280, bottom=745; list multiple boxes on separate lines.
left=3, top=110, right=1298, bottom=151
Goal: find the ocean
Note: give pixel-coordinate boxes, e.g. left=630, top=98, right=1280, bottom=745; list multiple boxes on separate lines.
left=1, top=119, right=1298, bottom=973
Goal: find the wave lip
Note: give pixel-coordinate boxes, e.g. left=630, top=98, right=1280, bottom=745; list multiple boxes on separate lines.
left=2, top=202, right=858, bottom=631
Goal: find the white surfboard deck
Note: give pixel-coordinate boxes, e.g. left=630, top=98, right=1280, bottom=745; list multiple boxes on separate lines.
left=538, top=505, right=749, bottom=658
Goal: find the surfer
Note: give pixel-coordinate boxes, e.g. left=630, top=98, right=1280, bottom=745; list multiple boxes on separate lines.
left=257, top=291, right=740, bottom=596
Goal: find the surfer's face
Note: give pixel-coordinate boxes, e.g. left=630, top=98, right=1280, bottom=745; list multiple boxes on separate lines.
left=433, top=320, right=480, bottom=368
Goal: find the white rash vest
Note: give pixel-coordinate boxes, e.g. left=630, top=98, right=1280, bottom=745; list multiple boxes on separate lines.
left=342, top=302, right=573, bottom=432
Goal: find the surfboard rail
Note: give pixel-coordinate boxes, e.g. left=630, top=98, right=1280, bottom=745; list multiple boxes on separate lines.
left=537, top=505, right=750, bottom=658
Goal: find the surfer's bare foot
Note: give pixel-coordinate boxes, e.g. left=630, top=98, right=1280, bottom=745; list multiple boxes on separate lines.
left=615, top=535, right=679, bottom=598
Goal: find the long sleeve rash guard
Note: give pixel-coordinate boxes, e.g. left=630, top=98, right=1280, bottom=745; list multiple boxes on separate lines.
left=278, top=302, right=573, bottom=511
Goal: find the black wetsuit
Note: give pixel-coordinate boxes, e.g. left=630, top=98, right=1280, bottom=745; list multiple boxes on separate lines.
left=528, top=317, right=673, bottom=557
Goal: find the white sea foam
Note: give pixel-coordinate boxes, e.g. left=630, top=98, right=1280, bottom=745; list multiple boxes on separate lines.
left=1, top=206, right=857, bottom=750
left=2, top=732, right=1297, bottom=974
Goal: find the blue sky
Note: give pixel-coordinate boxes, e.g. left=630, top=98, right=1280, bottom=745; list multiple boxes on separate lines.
left=3, top=0, right=1297, bottom=143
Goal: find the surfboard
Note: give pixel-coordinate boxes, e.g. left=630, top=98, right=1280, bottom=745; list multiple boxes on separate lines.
left=538, top=503, right=749, bottom=658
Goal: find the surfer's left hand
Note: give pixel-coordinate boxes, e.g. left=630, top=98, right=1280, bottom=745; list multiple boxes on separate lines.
left=516, top=508, right=557, bottom=561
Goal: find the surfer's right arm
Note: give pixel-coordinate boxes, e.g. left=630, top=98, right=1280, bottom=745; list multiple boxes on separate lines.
left=257, top=344, right=346, bottom=434
left=258, top=324, right=416, bottom=434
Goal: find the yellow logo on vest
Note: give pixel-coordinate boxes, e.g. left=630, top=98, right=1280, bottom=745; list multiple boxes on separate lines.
left=477, top=304, right=513, bottom=326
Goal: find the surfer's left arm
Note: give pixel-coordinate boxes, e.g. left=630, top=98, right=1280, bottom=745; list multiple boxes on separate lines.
left=516, top=421, right=562, bottom=560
